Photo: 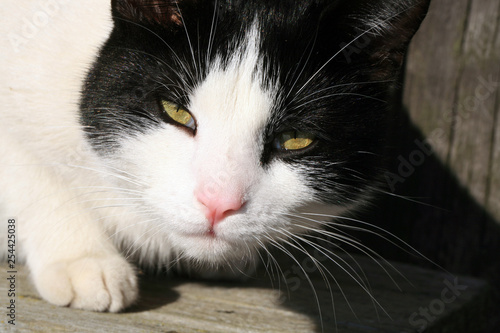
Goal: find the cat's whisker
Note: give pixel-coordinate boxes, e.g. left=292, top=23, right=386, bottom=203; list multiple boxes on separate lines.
left=103, top=208, right=155, bottom=228
left=254, top=237, right=285, bottom=291
left=293, top=5, right=415, bottom=99
left=263, top=233, right=326, bottom=333
left=3, top=161, right=144, bottom=189
left=300, top=232, right=382, bottom=320
left=272, top=227, right=392, bottom=322
left=110, top=47, right=185, bottom=87
left=220, top=244, right=256, bottom=279
left=3, top=0, right=436, bottom=323
left=73, top=197, right=144, bottom=207
left=283, top=212, right=412, bottom=293
left=125, top=64, right=194, bottom=101
left=112, top=67, right=191, bottom=101
left=255, top=244, right=276, bottom=280
left=287, top=220, right=407, bottom=291
left=69, top=186, right=146, bottom=196
left=67, top=163, right=146, bottom=188
left=374, top=188, right=451, bottom=211
left=93, top=208, right=158, bottom=239
left=292, top=80, right=394, bottom=105
left=288, top=213, right=405, bottom=262
left=271, top=229, right=337, bottom=306
left=27, top=188, right=145, bottom=226
left=107, top=216, right=162, bottom=245
left=16, top=185, right=146, bottom=218
left=29, top=198, right=155, bottom=258
left=206, top=0, right=219, bottom=68
left=174, top=2, right=200, bottom=82
left=283, top=34, right=318, bottom=102
left=154, top=75, right=195, bottom=100
left=285, top=212, right=358, bottom=242
left=161, top=248, right=190, bottom=274
left=122, top=220, right=167, bottom=261
left=196, top=23, right=203, bottom=81
left=279, top=223, right=373, bottom=284
left=113, top=16, right=196, bottom=85
left=289, top=93, right=387, bottom=113
left=259, top=237, right=286, bottom=281
left=90, top=106, right=161, bottom=133
left=299, top=212, right=449, bottom=274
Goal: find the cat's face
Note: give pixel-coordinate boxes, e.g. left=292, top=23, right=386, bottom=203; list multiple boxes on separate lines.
left=80, top=0, right=429, bottom=266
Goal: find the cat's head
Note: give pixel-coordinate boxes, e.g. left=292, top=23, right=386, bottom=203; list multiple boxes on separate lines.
left=80, top=0, right=430, bottom=267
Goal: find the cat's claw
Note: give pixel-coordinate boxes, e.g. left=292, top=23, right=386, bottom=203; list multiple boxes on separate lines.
left=33, top=255, right=138, bottom=312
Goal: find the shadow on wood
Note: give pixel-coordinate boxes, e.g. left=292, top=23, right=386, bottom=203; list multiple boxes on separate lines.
left=352, top=102, right=500, bottom=331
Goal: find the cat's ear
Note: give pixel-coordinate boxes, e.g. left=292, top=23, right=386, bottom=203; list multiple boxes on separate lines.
left=322, top=0, right=431, bottom=77
left=111, top=0, right=185, bottom=27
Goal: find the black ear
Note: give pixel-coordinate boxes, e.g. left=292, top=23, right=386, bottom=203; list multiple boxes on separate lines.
left=111, top=0, right=185, bottom=27
left=321, top=0, right=431, bottom=77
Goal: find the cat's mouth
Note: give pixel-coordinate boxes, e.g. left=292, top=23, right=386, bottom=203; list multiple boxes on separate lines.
left=174, top=230, right=255, bottom=264
left=179, top=223, right=233, bottom=241
left=183, top=229, right=217, bottom=240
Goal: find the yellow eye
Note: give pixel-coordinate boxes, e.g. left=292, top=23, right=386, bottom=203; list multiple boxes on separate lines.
left=161, top=100, right=195, bottom=130
left=277, top=131, right=315, bottom=151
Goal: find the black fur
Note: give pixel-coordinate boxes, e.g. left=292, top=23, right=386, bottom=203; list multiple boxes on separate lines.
left=80, top=0, right=430, bottom=205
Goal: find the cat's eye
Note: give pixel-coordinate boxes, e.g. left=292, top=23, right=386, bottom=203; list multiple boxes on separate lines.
left=274, top=131, right=316, bottom=151
left=161, top=100, right=196, bottom=131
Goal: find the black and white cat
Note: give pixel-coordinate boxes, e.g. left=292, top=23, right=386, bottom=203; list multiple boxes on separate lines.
left=0, top=0, right=430, bottom=312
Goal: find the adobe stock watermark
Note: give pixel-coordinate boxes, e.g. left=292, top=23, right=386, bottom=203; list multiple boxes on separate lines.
left=196, top=145, right=254, bottom=204
left=275, top=238, right=333, bottom=302
left=385, top=134, right=439, bottom=192
left=385, top=73, right=499, bottom=192
left=340, top=27, right=373, bottom=64
left=8, top=0, right=69, bottom=53
left=408, top=277, right=468, bottom=332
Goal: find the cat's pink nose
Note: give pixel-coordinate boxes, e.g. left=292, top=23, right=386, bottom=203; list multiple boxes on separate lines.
left=196, top=190, right=244, bottom=226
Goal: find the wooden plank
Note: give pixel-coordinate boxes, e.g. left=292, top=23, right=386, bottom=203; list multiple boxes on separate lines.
left=485, top=7, right=500, bottom=221
left=403, top=0, right=500, bottom=222
left=395, top=0, right=500, bottom=287
left=403, top=0, right=470, bottom=157
left=448, top=0, right=500, bottom=207
left=0, top=255, right=491, bottom=332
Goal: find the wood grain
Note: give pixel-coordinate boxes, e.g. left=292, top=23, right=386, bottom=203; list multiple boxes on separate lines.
left=403, top=0, right=500, bottom=221
left=0, top=255, right=491, bottom=333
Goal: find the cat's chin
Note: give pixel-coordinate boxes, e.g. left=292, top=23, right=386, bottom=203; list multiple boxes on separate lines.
left=173, top=231, right=258, bottom=265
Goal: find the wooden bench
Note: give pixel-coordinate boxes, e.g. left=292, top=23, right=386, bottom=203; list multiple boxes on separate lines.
left=0, top=254, right=491, bottom=332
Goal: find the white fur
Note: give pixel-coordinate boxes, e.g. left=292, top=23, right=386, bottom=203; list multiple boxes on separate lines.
left=0, top=4, right=342, bottom=312
left=0, top=0, right=137, bottom=312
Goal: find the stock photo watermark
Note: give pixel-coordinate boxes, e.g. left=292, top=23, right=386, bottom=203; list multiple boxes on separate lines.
left=5, top=218, right=17, bottom=326
left=340, top=27, right=373, bottom=64
left=274, top=238, right=332, bottom=299
left=408, top=277, right=468, bottom=332
left=385, top=73, right=499, bottom=192
left=383, top=14, right=498, bottom=192
left=8, top=0, right=69, bottom=53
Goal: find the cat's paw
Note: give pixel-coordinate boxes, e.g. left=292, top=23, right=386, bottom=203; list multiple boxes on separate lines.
left=33, top=255, right=138, bottom=312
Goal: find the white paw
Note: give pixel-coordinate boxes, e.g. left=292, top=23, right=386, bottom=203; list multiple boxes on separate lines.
left=33, top=255, right=138, bottom=312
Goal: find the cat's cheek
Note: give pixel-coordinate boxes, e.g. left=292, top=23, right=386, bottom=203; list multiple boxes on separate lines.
left=110, top=130, right=323, bottom=262
left=158, top=163, right=314, bottom=262
left=261, top=162, right=318, bottom=208
left=213, top=162, right=320, bottom=239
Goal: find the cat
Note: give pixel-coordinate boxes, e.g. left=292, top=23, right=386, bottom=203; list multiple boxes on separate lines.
left=0, top=0, right=430, bottom=313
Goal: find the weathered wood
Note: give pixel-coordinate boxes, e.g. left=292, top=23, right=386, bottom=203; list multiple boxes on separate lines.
left=385, top=0, right=500, bottom=313
left=323, top=5, right=500, bottom=327
left=403, top=0, right=500, bottom=222
left=488, top=5, right=500, bottom=224
left=0, top=256, right=491, bottom=332
left=1, top=1, right=498, bottom=332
